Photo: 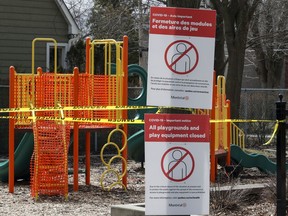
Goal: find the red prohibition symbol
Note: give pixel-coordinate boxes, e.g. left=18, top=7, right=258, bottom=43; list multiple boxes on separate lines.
left=164, top=40, right=199, bottom=75
left=161, top=146, right=195, bottom=182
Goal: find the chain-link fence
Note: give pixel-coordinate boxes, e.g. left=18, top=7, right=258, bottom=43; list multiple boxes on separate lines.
left=239, top=88, right=288, bottom=147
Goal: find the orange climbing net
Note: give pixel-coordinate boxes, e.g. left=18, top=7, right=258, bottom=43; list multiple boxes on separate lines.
left=30, top=119, right=70, bottom=199
left=77, top=74, right=118, bottom=122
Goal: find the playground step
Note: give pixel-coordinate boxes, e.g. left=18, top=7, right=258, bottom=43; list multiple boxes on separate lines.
left=215, top=149, right=227, bottom=157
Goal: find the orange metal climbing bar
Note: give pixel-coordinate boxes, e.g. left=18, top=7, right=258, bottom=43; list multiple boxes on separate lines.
left=73, top=67, right=80, bottom=191
left=122, top=36, right=129, bottom=187
left=8, top=66, right=15, bottom=193
left=210, top=73, right=217, bottom=183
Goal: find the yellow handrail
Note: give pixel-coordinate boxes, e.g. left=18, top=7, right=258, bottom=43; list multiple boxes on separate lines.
left=89, top=39, right=124, bottom=120
left=32, top=38, right=57, bottom=75
left=31, top=38, right=58, bottom=106
left=231, top=122, right=245, bottom=149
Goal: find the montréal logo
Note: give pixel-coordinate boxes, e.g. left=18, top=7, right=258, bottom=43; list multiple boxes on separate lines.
left=169, top=202, right=187, bottom=207
left=171, top=96, right=189, bottom=100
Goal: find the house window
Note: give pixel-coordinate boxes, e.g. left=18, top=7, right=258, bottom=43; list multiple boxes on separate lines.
left=46, top=43, right=68, bottom=72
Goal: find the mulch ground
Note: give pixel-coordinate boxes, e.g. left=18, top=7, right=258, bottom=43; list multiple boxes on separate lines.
left=0, top=156, right=281, bottom=216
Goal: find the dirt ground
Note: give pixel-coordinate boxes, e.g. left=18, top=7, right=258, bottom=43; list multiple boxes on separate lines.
left=0, top=157, right=280, bottom=216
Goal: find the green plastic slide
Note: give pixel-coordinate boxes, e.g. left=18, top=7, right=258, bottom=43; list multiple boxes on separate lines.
left=127, top=65, right=156, bottom=163
left=0, top=133, right=34, bottom=182
left=230, top=144, right=288, bottom=174
left=128, top=130, right=145, bottom=163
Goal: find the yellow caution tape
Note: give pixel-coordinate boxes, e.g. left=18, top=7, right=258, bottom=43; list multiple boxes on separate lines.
left=210, top=119, right=277, bottom=123
left=0, top=105, right=285, bottom=125
left=0, top=105, right=157, bottom=113
left=0, top=115, right=145, bottom=124
left=263, top=120, right=279, bottom=146
left=0, top=113, right=285, bottom=125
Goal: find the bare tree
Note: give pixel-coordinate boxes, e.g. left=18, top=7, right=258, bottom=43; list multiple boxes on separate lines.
left=210, top=0, right=261, bottom=118
left=165, top=0, right=261, bottom=118
left=248, top=0, right=288, bottom=88
left=65, top=0, right=263, bottom=118
left=87, top=0, right=140, bottom=63
left=88, top=0, right=137, bottom=38
left=137, top=0, right=166, bottom=69
left=64, top=0, right=93, bottom=36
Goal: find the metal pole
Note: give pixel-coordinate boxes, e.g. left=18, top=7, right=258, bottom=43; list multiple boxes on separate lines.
left=276, top=94, right=286, bottom=216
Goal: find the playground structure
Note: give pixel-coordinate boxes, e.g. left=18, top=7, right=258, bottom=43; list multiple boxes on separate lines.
left=7, top=36, right=128, bottom=196
left=2, top=36, right=280, bottom=198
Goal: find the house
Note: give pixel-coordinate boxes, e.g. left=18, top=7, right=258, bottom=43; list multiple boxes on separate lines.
left=0, top=0, right=79, bottom=154
left=0, top=0, right=80, bottom=81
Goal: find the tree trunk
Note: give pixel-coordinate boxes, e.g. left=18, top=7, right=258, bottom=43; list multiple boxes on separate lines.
left=223, top=3, right=251, bottom=118
left=266, top=59, right=283, bottom=88
left=249, top=0, right=286, bottom=88
left=226, top=45, right=246, bottom=119
left=211, top=0, right=260, bottom=118
left=214, top=13, right=225, bottom=76
left=138, top=0, right=149, bottom=70
left=253, top=45, right=284, bottom=88
left=167, top=0, right=201, bottom=8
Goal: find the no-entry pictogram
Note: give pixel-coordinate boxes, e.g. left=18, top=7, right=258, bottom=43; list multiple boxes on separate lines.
left=164, top=40, right=199, bottom=75
left=161, top=146, right=195, bottom=182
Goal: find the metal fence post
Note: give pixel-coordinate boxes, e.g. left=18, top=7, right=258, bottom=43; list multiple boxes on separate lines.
left=276, top=94, right=286, bottom=216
